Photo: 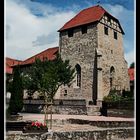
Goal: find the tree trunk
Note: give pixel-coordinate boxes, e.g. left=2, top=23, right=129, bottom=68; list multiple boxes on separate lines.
left=44, top=105, right=48, bottom=126
left=50, top=100, right=53, bottom=129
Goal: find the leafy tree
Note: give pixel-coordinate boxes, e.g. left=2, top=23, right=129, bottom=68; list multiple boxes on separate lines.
left=130, top=62, right=134, bottom=68
left=22, top=59, right=44, bottom=99
left=23, top=54, right=75, bottom=128
left=6, top=74, right=13, bottom=93
left=8, top=66, right=23, bottom=115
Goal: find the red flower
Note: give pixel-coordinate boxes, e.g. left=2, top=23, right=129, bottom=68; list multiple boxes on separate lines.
left=29, top=120, right=48, bottom=130
left=31, top=122, right=35, bottom=126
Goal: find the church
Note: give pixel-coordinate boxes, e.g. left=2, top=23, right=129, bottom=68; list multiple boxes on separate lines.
left=55, top=5, right=130, bottom=106
left=6, top=5, right=130, bottom=114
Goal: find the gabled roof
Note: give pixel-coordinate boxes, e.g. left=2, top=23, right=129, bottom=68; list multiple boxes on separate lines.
left=58, top=5, right=124, bottom=34
left=128, top=68, right=134, bottom=81
left=6, top=57, right=22, bottom=74
left=20, top=47, right=59, bottom=66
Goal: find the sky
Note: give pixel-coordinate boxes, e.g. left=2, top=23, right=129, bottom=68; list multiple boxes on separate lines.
left=6, top=0, right=135, bottom=67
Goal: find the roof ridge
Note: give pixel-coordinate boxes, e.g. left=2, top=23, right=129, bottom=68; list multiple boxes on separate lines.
left=58, top=5, right=124, bottom=34
left=82, top=5, right=103, bottom=11
left=6, top=57, right=22, bottom=62
left=58, top=5, right=106, bottom=31
left=23, top=47, right=59, bottom=62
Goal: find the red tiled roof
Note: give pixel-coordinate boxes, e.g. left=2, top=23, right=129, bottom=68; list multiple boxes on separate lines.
left=20, top=47, right=59, bottom=66
left=6, top=57, right=22, bottom=74
left=58, top=5, right=124, bottom=33
left=128, top=68, right=134, bottom=81
left=6, top=64, right=12, bottom=74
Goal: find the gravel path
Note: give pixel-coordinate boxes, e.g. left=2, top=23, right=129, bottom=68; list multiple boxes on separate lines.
left=21, top=113, right=134, bottom=122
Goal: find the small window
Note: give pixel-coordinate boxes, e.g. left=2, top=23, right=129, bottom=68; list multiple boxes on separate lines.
left=107, top=18, right=111, bottom=22
left=75, top=64, right=81, bottom=87
left=82, top=26, right=87, bottom=34
left=78, top=47, right=80, bottom=52
left=68, top=30, right=73, bottom=37
left=111, top=50, right=113, bottom=54
left=65, top=90, right=67, bottom=94
left=104, top=26, right=108, bottom=35
left=114, top=31, right=117, bottom=39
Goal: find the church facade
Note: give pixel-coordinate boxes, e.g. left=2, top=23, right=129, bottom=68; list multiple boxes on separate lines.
left=6, top=5, right=130, bottom=113
left=55, top=5, right=130, bottom=106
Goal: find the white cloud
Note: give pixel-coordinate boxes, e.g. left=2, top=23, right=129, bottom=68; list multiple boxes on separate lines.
left=125, top=50, right=135, bottom=67
left=6, top=0, right=75, bottom=60
left=6, top=0, right=134, bottom=67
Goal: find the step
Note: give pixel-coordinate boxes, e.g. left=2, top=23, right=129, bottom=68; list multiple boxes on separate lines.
left=47, top=127, right=134, bottom=140
left=67, top=119, right=134, bottom=127
left=6, top=121, right=32, bottom=131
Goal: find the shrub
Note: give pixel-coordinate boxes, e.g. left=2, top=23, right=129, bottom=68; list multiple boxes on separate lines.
left=6, top=108, right=11, bottom=120
left=103, top=89, right=122, bottom=102
left=103, top=89, right=134, bottom=109
left=8, top=66, right=23, bottom=115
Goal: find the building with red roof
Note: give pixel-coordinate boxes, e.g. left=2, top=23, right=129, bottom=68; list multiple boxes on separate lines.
left=20, top=47, right=59, bottom=66
left=6, top=47, right=59, bottom=100
left=128, top=68, right=134, bottom=82
left=58, top=4, right=130, bottom=107
left=128, top=68, right=134, bottom=93
left=58, top=5, right=124, bottom=34
left=6, top=5, right=131, bottom=114
left=6, top=57, right=22, bottom=74
left=6, top=47, right=59, bottom=73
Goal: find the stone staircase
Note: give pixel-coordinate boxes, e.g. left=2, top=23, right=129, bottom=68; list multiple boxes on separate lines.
left=6, top=114, right=134, bottom=140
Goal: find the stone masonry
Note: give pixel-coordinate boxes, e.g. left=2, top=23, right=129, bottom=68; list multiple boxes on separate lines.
left=97, top=15, right=130, bottom=98
left=58, top=24, right=98, bottom=105
left=55, top=6, right=130, bottom=107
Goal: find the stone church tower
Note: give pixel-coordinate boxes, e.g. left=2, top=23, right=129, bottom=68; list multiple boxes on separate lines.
left=56, top=5, right=130, bottom=107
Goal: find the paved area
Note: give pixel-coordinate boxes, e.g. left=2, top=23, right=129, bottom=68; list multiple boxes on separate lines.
left=20, top=113, right=134, bottom=122
left=20, top=113, right=135, bottom=132
left=7, top=113, right=135, bottom=140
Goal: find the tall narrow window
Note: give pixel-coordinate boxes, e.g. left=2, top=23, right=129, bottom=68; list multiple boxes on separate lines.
left=75, top=64, right=81, bottom=87
left=114, top=31, right=117, bottom=40
left=110, top=66, right=115, bottom=89
left=104, top=26, right=108, bottom=35
left=68, top=29, right=73, bottom=37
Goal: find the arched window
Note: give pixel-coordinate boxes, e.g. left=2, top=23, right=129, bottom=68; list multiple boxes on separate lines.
left=75, top=64, right=81, bottom=87
left=110, top=66, right=115, bottom=89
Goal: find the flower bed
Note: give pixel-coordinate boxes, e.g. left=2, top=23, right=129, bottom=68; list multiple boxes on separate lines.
left=23, top=120, right=48, bottom=133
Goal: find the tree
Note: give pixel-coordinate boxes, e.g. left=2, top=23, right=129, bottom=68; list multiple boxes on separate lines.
left=130, top=62, right=134, bottom=68
left=23, top=54, right=75, bottom=128
left=8, top=66, right=23, bottom=115
left=6, top=74, right=13, bottom=93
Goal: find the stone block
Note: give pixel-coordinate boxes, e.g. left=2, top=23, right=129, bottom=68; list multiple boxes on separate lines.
left=86, top=105, right=101, bottom=116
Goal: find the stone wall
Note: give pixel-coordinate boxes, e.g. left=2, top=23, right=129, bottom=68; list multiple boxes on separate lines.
left=67, top=119, right=134, bottom=128
left=59, top=24, right=98, bottom=104
left=97, top=16, right=130, bottom=98
left=22, top=99, right=87, bottom=115
left=6, top=128, right=134, bottom=140
left=58, top=13, right=130, bottom=106
left=107, top=109, right=134, bottom=118
left=52, top=128, right=134, bottom=140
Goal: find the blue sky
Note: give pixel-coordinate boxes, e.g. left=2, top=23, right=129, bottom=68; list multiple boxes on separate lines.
left=30, top=0, right=134, bottom=10
left=6, top=0, right=135, bottom=67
